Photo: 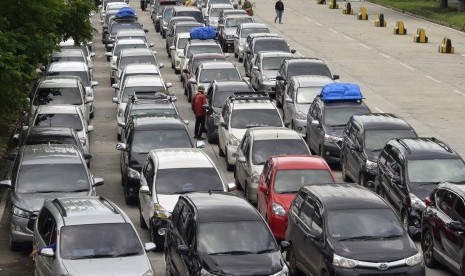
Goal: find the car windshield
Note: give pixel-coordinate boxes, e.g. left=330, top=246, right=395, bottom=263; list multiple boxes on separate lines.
left=110, top=22, right=141, bottom=35
left=114, top=44, right=146, bottom=58
left=155, top=167, right=224, bottom=194
left=192, top=57, right=225, bottom=72
left=33, top=87, right=82, bottom=106
left=327, top=209, right=404, bottom=240
left=60, top=223, right=143, bottom=260
left=209, top=8, right=223, bottom=17
left=253, top=40, right=288, bottom=54
left=252, top=139, right=309, bottom=165
left=50, top=56, right=84, bottom=63
left=262, top=56, right=290, bottom=70
left=296, top=87, right=324, bottom=104
left=199, top=68, right=241, bottom=82
left=122, top=88, right=167, bottom=103
left=131, top=130, right=191, bottom=153
left=17, top=163, right=90, bottom=193
left=323, top=107, right=370, bottom=127
left=187, top=45, right=223, bottom=59
left=226, top=17, right=253, bottom=28
left=198, top=221, right=277, bottom=255
left=119, top=56, right=156, bottom=68
left=407, top=159, right=465, bottom=183
left=34, top=114, right=83, bottom=131
left=364, top=129, right=417, bottom=151
left=274, top=169, right=333, bottom=193
left=231, top=109, right=282, bottom=129
left=177, top=37, right=189, bottom=50
left=176, top=11, right=204, bottom=23
left=118, top=35, right=146, bottom=42
left=25, top=136, right=78, bottom=147
left=287, top=64, right=332, bottom=79
left=163, top=8, right=174, bottom=20
left=50, top=71, right=89, bottom=86
left=241, top=28, right=269, bottom=38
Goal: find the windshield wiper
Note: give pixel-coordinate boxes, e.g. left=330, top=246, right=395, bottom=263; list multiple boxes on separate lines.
left=338, top=235, right=384, bottom=241
left=381, top=234, right=402, bottom=239
left=279, top=191, right=298, bottom=194
left=64, top=189, right=90, bottom=193
left=245, top=124, right=267, bottom=128
left=419, top=181, right=441, bottom=186
left=114, top=252, right=141, bottom=257
left=209, top=250, right=254, bottom=255
left=71, top=254, right=115, bottom=259
left=254, top=248, right=276, bottom=254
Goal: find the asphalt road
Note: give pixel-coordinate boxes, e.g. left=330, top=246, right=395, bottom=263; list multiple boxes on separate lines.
left=0, top=0, right=464, bottom=274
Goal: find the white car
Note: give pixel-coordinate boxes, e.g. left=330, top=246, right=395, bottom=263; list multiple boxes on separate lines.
left=115, top=63, right=161, bottom=91
left=170, top=33, right=190, bottom=74
left=138, top=148, right=236, bottom=249
left=105, top=38, right=151, bottom=70
left=111, top=48, right=160, bottom=85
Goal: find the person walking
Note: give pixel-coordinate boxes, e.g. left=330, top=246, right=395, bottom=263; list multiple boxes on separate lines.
left=193, top=85, right=207, bottom=139
left=242, top=0, right=254, bottom=16
left=274, top=0, right=284, bottom=24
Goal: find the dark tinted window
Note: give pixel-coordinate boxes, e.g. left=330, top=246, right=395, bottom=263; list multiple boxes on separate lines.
left=50, top=71, right=89, bottom=86
left=261, top=56, right=290, bottom=71
left=155, top=167, right=224, bottom=194
left=33, top=87, right=82, bottom=106
left=25, top=136, right=78, bottom=147
left=241, top=27, right=269, bottom=38
left=176, top=11, right=204, bottom=23
left=274, top=169, right=333, bottom=193
left=119, top=56, right=157, bottom=69
left=364, top=129, right=417, bottom=151
left=323, top=106, right=371, bottom=127
left=34, top=114, right=83, bottom=131
left=253, top=40, right=289, bottom=54
left=130, top=107, right=177, bottom=117
left=131, top=129, right=192, bottom=153
left=230, top=109, right=282, bottom=128
left=407, top=159, right=465, bottom=183
left=114, top=44, right=147, bottom=58
left=288, top=63, right=331, bottom=79
left=110, top=22, right=141, bottom=35
left=199, top=68, right=241, bottom=83
left=251, top=139, right=309, bottom=165
left=225, top=17, right=253, bottom=28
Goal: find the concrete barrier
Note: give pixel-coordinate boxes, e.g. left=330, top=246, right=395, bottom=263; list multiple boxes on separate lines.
left=394, top=21, right=407, bottom=35
left=414, top=28, right=428, bottom=43
left=439, top=37, right=454, bottom=53
left=357, top=6, right=368, bottom=20
left=375, top=13, right=387, bottom=27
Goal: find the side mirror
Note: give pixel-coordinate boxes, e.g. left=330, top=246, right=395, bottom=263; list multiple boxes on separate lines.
left=22, top=125, right=29, bottom=131
left=0, top=180, right=12, bottom=189
left=91, top=81, right=99, bottom=87
left=87, top=125, right=94, bottom=132
left=112, top=97, right=119, bottom=103
left=280, top=241, right=291, bottom=252
left=93, top=177, right=105, bottom=187
left=40, top=248, right=54, bottom=258
left=105, top=52, right=112, bottom=57
left=245, top=49, right=251, bottom=54
left=196, top=141, right=205, bottom=148
left=91, top=52, right=96, bottom=58
left=166, top=82, right=173, bottom=88
left=153, top=50, right=158, bottom=55
left=220, top=121, right=228, bottom=129
left=107, top=44, right=114, bottom=48
left=227, top=182, right=237, bottom=191
left=83, top=153, right=92, bottom=160
left=7, top=152, right=17, bottom=161
left=116, top=142, right=127, bottom=151
left=169, top=46, right=175, bottom=50
left=118, top=121, right=126, bottom=128
left=252, top=66, right=259, bottom=71
left=144, top=242, right=156, bottom=252
left=187, top=78, right=197, bottom=84
left=275, top=75, right=284, bottom=81
left=111, top=64, right=117, bottom=70
left=40, top=65, right=46, bottom=72
left=307, top=228, right=322, bottom=240
left=425, top=196, right=432, bottom=207
left=158, top=63, right=165, bottom=69
left=290, top=49, right=296, bottom=54
left=175, top=245, right=189, bottom=256
left=333, top=74, right=340, bottom=80
left=234, top=34, right=238, bottom=39
left=311, top=120, right=320, bottom=127
left=259, top=184, right=268, bottom=193
left=170, top=96, right=177, bottom=102
left=139, top=185, right=151, bottom=195
left=112, top=83, right=118, bottom=89
left=448, top=221, right=465, bottom=232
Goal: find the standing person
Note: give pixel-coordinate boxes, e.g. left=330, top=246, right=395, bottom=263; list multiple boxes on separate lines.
left=274, top=0, right=284, bottom=24
left=242, top=0, right=254, bottom=16
left=193, top=85, right=207, bottom=139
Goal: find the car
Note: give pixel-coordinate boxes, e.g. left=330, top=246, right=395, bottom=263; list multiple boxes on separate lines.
left=250, top=51, right=293, bottom=96
left=218, top=15, right=254, bottom=52
left=115, top=63, right=161, bottom=90
left=46, top=49, right=93, bottom=72
left=306, top=83, right=371, bottom=163
left=104, top=18, right=146, bottom=51
left=160, top=6, right=177, bottom=38
left=217, top=93, right=284, bottom=171
left=218, top=8, right=247, bottom=25
left=276, top=58, right=339, bottom=107
left=286, top=183, right=425, bottom=276
left=59, top=38, right=95, bottom=64
left=105, top=37, right=151, bottom=65
left=204, top=80, right=255, bottom=143
left=205, top=3, right=233, bottom=28
left=30, top=76, right=92, bottom=124
left=186, top=60, right=242, bottom=102
left=204, top=0, right=233, bottom=15
left=257, top=155, right=335, bottom=240
left=165, top=17, right=198, bottom=53
left=114, top=29, right=150, bottom=44
left=0, top=144, right=103, bottom=250
left=111, top=48, right=160, bottom=85
left=171, top=6, right=205, bottom=25
left=244, top=34, right=294, bottom=78
left=166, top=21, right=204, bottom=56
left=165, top=192, right=291, bottom=276
left=375, top=137, right=465, bottom=237
left=30, top=105, right=94, bottom=155
left=233, top=23, right=269, bottom=62
left=170, top=33, right=190, bottom=74
left=116, top=115, right=204, bottom=204
left=282, top=75, right=335, bottom=135
left=235, top=127, right=311, bottom=204
left=151, top=0, right=178, bottom=32
left=341, top=113, right=418, bottom=188
left=422, top=181, right=465, bottom=275
left=138, top=148, right=234, bottom=249
left=181, top=52, right=226, bottom=84
left=32, top=197, right=155, bottom=275
left=101, top=1, right=128, bottom=22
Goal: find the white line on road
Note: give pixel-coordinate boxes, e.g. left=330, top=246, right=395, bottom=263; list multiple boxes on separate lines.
left=315, top=22, right=323, bottom=26
left=399, top=62, right=414, bottom=71
left=296, top=52, right=304, bottom=57
left=424, top=75, right=441, bottom=83
left=329, top=28, right=338, bottom=34
left=359, top=43, right=370, bottom=49
left=343, top=35, right=353, bottom=41
left=0, top=191, right=8, bottom=223
left=461, top=54, right=465, bottom=58
left=374, top=107, right=384, bottom=113
left=305, top=17, right=313, bottom=21
left=378, top=53, right=391, bottom=59
left=454, top=90, right=465, bottom=96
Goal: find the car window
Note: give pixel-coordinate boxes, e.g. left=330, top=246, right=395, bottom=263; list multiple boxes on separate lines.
left=131, top=129, right=192, bottom=153
left=311, top=206, right=323, bottom=236
left=298, top=199, right=314, bottom=229
left=155, top=168, right=224, bottom=194
left=230, top=109, right=282, bottom=129
left=146, top=160, right=155, bottom=193
left=453, top=198, right=465, bottom=223
left=439, top=190, right=457, bottom=217
left=34, top=113, right=84, bottom=131
left=38, top=209, right=57, bottom=245
left=199, top=68, right=241, bottom=82
left=290, top=193, right=304, bottom=216
left=251, top=139, right=309, bottom=165
left=364, top=129, right=417, bottom=151
left=274, top=169, right=334, bottom=193
left=33, top=87, right=83, bottom=106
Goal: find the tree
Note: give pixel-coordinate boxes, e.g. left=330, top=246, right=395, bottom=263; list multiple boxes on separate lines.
left=0, top=0, right=95, bottom=122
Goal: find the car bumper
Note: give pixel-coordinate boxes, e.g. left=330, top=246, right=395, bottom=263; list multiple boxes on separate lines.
left=268, top=215, right=287, bottom=241
left=292, top=119, right=307, bottom=135
left=226, top=144, right=238, bottom=165
left=150, top=217, right=168, bottom=245
left=10, top=215, right=34, bottom=243
left=330, top=263, right=425, bottom=276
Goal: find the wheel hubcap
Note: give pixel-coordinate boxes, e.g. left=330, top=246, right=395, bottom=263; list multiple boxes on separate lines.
left=423, top=233, right=433, bottom=260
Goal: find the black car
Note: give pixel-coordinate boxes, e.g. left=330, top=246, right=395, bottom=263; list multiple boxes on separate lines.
left=165, top=192, right=291, bottom=276
left=341, top=113, right=417, bottom=188
left=422, top=181, right=465, bottom=275
left=116, top=115, right=202, bottom=205
left=375, top=137, right=465, bottom=237
left=286, top=183, right=425, bottom=276
left=204, top=81, right=255, bottom=144
left=275, top=58, right=339, bottom=107
left=305, top=83, right=371, bottom=163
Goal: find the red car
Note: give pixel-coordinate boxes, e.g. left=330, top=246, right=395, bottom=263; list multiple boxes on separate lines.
left=257, top=155, right=336, bottom=240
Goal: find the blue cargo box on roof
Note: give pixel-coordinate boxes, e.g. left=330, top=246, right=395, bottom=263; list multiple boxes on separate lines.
left=319, top=83, right=363, bottom=102
left=116, top=7, right=137, bottom=18
left=190, top=26, right=217, bottom=40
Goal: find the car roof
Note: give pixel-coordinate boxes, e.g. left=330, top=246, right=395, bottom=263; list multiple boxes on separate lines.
left=36, top=105, right=80, bottom=114
left=191, top=53, right=225, bottom=60
left=173, top=6, right=201, bottom=11
left=184, top=192, right=262, bottom=223
left=125, top=75, right=164, bottom=86
left=241, top=23, right=268, bottom=29
left=132, top=115, right=185, bottom=130
left=20, top=144, right=82, bottom=165
left=210, top=3, right=233, bottom=8
left=247, top=33, right=280, bottom=39
left=249, top=127, right=302, bottom=141
left=27, top=126, right=75, bottom=137
left=270, top=155, right=331, bottom=170
left=214, top=81, right=253, bottom=91
left=302, top=183, right=389, bottom=210
left=51, top=49, right=84, bottom=57
left=291, top=75, right=334, bottom=87
left=115, top=38, right=146, bottom=45
left=48, top=61, right=87, bottom=71
left=199, top=61, right=236, bottom=69
left=151, top=148, right=213, bottom=169
left=176, top=32, right=191, bottom=39
left=120, top=48, right=154, bottom=56
left=38, top=76, right=80, bottom=88
left=231, top=96, right=276, bottom=109
left=124, top=64, right=160, bottom=74
left=117, top=29, right=146, bottom=36
left=437, top=183, right=465, bottom=199
left=351, top=113, right=413, bottom=131
left=52, top=197, right=127, bottom=226
left=285, top=58, right=325, bottom=65
left=387, top=137, right=460, bottom=160
left=258, top=51, right=293, bottom=58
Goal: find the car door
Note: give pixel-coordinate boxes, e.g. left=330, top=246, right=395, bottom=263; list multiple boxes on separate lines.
left=178, top=208, right=196, bottom=275
left=295, top=197, right=315, bottom=276
left=170, top=203, right=189, bottom=276
left=283, top=80, right=295, bottom=125
left=35, top=210, right=57, bottom=276
left=276, top=63, right=286, bottom=103
left=384, top=151, right=404, bottom=213
left=141, top=159, right=155, bottom=224
left=237, top=134, right=250, bottom=187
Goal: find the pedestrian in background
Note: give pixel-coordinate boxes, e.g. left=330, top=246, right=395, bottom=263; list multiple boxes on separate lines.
left=242, top=0, right=254, bottom=16
left=274, top=0, right=284, bottom=24
left=193, top=85, right=207, bottom=139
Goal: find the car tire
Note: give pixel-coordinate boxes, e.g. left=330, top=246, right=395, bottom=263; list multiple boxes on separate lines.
left=150, top=225, right=164, bottom=252
left=110, top=77, right=115, bottom=85
left=222, top=41, right=228, bottom=52
left=124, top=185, right=137, bottom=205
left=117, top=133, right=121, bottom=141
left=139, top=205, right=148, bottom=229
left=10, top=239, right=21, bottom=251
left=218, top=144, right=225, bottom=157
left=401, top=211, right=409, bottom=231
left=422, top=229, right=438, bottom=268
left=90, top=111, right=94, bottom=119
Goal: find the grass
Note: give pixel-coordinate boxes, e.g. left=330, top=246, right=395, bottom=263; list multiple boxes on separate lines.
left=367, top=0, right=465, bottom=30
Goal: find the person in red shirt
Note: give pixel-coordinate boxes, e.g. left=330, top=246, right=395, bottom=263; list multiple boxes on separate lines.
left=193, top=85, right=207, bottom=139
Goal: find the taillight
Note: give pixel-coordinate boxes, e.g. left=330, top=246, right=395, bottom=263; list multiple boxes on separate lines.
left=425, top=196, right=431, bottom=207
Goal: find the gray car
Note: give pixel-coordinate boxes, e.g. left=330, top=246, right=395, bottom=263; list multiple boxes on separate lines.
left=165, top=17, right=198, bottom=55
left=166, top=21, right=204, bottom=56
left=0, top=144, right=104, bottom=250
left=32, top=197, right=155, bottom=276
left=217, top=15, right=254, bottom=52
left=233, top=23, right=269, bottom=62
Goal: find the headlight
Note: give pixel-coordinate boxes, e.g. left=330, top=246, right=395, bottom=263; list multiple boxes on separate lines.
left=228, top=134, right=240, bottom=146
left=252, top=173, right=260, bottom=183
left=12, top=206, right=33, bottom=219
left=272, top=203, right=286, bottom=217
left=163, top=21, right=168, bottom=26
left=404, top=252, right=423, bottom=266
left=410, top=193, right=426, bottom=210
left=154, top=203, right=172, bottom=219
left=332, top=253, right=359, bottom=268
left=324, top=134, right=342, bottom=143
left=272, top=265, right=289, bottom=276
left=142, top=269, right=155, bottom=276
left=128, top=167, right=141, bottom=179
left=365, top=160, right=377, bottom=170
left=296, top=111, right=307, bottom=120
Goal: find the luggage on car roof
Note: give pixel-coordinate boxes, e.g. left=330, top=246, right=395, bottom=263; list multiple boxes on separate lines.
left=190, top=26, right=217, bottom=40
left=319, top=83, right=363, bottom=102
left=116, top=7, right=137, bottom=18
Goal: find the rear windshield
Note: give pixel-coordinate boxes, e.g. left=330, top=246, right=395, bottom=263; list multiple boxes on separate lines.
left=33, top=87, right=82, bottom=106
left=253, top=40, right=289, bottom=54
left=176, top=11, right=204, bottom=23
left=48, top=71, right=89, bottom=86
left=241, top=27, right=269, bottom=38
left=262, top=56, right=290, bottom=70
left=225, top=17, right=253, bottom=28
left=110, top=22, right=141, bottom=35
left=230, top=109, right=282, bottom=129
left=252, top=139, right=309, bottom=165
left=199, top=68, right=241, bottom=83
left=119, top=56, right=157, bottom=69
left=187, top=45, right=222, bottom=58
left=34, top=114, right=83, bottom=131
left=288, top=63, right=332, bottom=79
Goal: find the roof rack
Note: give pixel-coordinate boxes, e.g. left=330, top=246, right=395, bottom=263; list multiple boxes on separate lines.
left=431, top=137, right=453, bottom=153
left=396, top=138, right=411, bottom=154
left=52, top=198, right=68, bottom=217
left=319, top=83, right=364, bottom=102
left=227, top=92, right=271, bottom=102
left=128, top=91, right=175, bottom=102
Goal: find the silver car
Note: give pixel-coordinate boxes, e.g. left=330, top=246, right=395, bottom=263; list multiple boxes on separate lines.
left=233, top=23, right=269, bottom=62
left=250, top=51, right=293, bottom=97
left=32, top=197, right=155, bottom=276
left=217, top=15, right=254, bottom=52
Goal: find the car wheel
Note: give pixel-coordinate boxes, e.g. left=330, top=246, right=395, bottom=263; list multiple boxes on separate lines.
left=139, top=205, right=148, bottom=229
left=124, top=185, right=137, bottom=205
left=117, top=133, right=121, bottom=141
left=165, top=254, right=174, bottom=276
left=341, top=156, right=350, bottom=182
left=110, top=77, right=115, bottom=85
left=422, top=229, right=438, bottom=268
left=222, top=41, right=228, bottom=52
left=90, top=111, right=94, bottom=119
left=106, top=56, right=110, bottom=62
left=9, top=239, right=21, bottom=251
left=218, top=143, right=225, bottom=157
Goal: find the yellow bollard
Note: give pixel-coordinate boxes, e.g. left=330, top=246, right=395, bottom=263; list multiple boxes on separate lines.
left=439, top=37, right=454, bottom=53
left=374, top=13, right=387, bottom=27
left=414, top=28, right=428, bottom=43
left=394, top=21, right=407, bottom=35
left=329, top=0, right=338, bottom=9
left=342, top=2, right=353, bottom=14
left=357, top=7, right=368, bottom=20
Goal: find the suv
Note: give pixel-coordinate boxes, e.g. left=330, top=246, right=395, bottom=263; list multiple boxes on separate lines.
left=233, top=23, right=269, bottom=62
left=0, top=144, right=104, bottom=250
left=306, top=83, right=371, bottom=163
left=104, top=18, right=145, bottom=51
left=32, top=197, right=155, bottom=275
left=181, top=52, right=226, bottom=85
left=235, top=127, right=311, bottom=204
left=166, top=21, right=203, bottom=56
left=276, top=58, right=339, bottom=107
left=375, top=137, right=465, bottom=237
left=217, top=93, right=284, bottom=171
left=152, top=0, right=178, bottom=32
left=217, top=15, right=254, bottom=52
left=116, top=115, right=202, bottom=204
left=138, top=148, right=235, bottom=249
left=112, top=48, right=159, bottom=85
left=250, top=51, right=293, bottom=96
left=341, top=113, right=418, bottom=188
left=165, top=16, right=197, bottom=53
left=286, top=183, right=425, bottom=276
left=422, top=182, right=465, bottom=275
left=165, top=192, right=290, bottom=276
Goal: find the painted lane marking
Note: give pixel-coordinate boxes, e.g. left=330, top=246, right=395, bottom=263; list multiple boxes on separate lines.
left=378, top=53, right=391, bottom=59
left=329, top=28, right=338, bottom=34
left=359, top=43, right=370, bottom=49
left=399, top=62, right=414, bottom=71
left=454, top=90, right=465, bottom=96
left=343, top=35, right=353, bottom=41
left=374, top=107, right=384, bottom=113
left=424, top=75, right=441, bottom=83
